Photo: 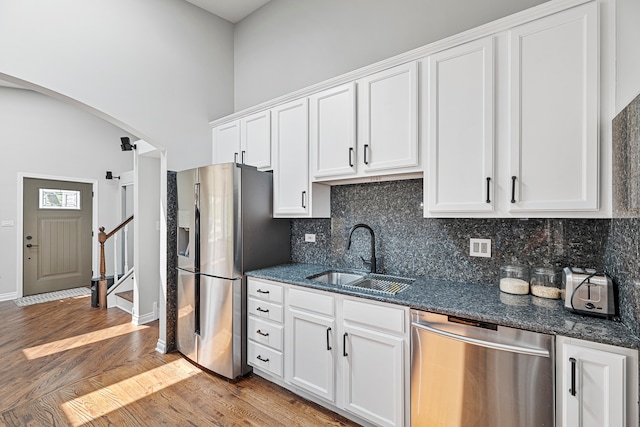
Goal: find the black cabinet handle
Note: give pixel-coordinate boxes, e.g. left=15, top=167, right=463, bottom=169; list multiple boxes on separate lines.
left=511, top=176, right=517, bottom=203
left=326, top=327, right=332, bottom=351
left=569, top=357, right=577, bottom=396
left=343, top=332, right=348, bottom=357
left=364, top=144, right=369, bottom=165
left=234, top=152, right=238, bottom=163
left=349, top=147, right=354, bottom=167
left=241, top=150, right=246, bottom=164
left=486, top=177, right=491, bottom=204
left=256, top=329, right=269, bottom=337
left=302, top=191, right=307, bottom=209
left=256, top=355, right=269, bottom=363
left=256, top=289, right=270, bottom=294
left=256, top=307, right=269, bottom=313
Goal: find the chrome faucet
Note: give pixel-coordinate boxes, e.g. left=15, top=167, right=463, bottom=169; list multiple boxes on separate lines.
left=346, top=223, right=376, bottom=273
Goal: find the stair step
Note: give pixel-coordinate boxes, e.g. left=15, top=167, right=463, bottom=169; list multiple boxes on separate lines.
left=115, top=290, right=134, bottom=303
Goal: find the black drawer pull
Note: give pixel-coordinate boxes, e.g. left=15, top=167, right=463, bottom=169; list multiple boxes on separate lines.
left=343, top=332, right=348, bottom=357
left=256, top=307, right=269, bottom=313
left=256, top=355, right=269, bottom=363
left=256, top=329, right=269, bottom=337
left=486, top=177, right=491, bottom=204
left=569, top=357, right=577, bottom=396
left=256, top=289, right=270, bottom=294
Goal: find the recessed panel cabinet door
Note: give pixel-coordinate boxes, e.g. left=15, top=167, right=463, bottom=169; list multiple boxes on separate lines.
left=562, top=342, right=626, bottom=427
left=240, top=110, right=271, bottom=170
left=212, top=121, right=240, bottom=164
left=358, top=62, right=419, bottom=173
left=424, top=37, right=495, bottom=214
left=509, top=2, right=598, bottom=212
left=272, top=98, right=309, bottom=217
left=309, top=82, right=356, bottom=180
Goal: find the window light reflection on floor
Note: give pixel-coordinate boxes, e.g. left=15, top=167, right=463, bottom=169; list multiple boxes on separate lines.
left=61, top=359, right=199, bottom=426
left=21, top=323, right=150, bottom=360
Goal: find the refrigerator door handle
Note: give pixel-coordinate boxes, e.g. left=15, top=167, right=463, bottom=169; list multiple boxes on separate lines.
left=194, top=182, right=201, bottom=335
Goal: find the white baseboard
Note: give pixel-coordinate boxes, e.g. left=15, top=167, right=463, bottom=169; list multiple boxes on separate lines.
left=155, top=339, right=168, bottom=354
left=0, top=292, right=18, bottom=302
left=132, top=301, right=158, bottom=325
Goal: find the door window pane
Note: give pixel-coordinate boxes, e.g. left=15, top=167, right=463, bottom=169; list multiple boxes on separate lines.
left=39, top=189, right=81, bottom=210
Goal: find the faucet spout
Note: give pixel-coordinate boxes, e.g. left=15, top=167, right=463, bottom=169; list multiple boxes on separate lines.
left=346, top=223, right=376, bottom=274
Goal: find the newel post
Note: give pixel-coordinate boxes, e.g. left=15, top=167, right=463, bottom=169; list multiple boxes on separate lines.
left=98, top=226, right=107, bottom=309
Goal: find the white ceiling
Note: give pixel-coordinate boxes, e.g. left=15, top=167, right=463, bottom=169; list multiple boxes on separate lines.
left=185, top=0, right=271, bottom=23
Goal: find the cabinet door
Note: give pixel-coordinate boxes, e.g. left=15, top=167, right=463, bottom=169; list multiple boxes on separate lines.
left=309, top=83, right=356, bottom=180
left=272, top=98, right=309, bottom=216
left=285, top=307, right=335, bottom=403
left=425, top=38, right=494, bottom=213
left=562, top=342, right=626, bottom=427
left=508, top=2, right=598, bottom=212
left=342, top=323, right=404, bottom=427
left=240, top=110, right=271, bottom=170
left=212, top=121, right=240, bottom=164
left=358, top=62, right=419, bottom=173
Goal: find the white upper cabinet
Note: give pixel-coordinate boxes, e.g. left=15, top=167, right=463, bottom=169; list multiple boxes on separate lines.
left=424, top=37, right=495, bottom=214
left=272, top=99, right=331, bottom=218
left=212, top=121, right=240, bottom=164
left=212, top=111, right=271, bottom=169
left=240, top=110, right=271, bottom=170
left=309, top=83, right=357, bottom=179
left=508, top=2, right=598, bottom=212
left=358, top=62, right=420, bottom=174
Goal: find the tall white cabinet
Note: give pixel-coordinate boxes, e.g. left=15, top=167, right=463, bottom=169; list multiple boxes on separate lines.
left=508, top=2, right=599, bottom=212
left=423, top=37, right=495, bottom=213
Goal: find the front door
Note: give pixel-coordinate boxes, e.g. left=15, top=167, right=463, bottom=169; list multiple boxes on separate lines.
left=23, top=178, right=93, bottom=296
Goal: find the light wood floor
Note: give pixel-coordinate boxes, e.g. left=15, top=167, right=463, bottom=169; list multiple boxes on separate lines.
left=0, top=295, right=360, bottom=426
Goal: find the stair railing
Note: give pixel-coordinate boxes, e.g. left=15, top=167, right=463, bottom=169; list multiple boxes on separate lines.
left=97, top=215, right=134, bottom=309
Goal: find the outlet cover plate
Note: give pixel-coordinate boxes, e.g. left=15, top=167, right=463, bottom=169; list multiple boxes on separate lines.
left=470, top=238, right=491, bottom=258
left=305, top=234, right=316, bottom=243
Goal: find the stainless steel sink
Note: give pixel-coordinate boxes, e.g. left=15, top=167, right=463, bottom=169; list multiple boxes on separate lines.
left=306, top=270, right=366, bottom=286
left=307, top=270, right=413, bottom=295
left=342, top=273, right=414, bottom=295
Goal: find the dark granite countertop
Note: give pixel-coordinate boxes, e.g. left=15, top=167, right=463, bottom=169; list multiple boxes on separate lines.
left=246, top=263, right=640, bottom=350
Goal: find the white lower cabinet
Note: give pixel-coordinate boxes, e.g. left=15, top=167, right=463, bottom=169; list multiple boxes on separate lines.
left=556, top=335, right=639, bottom=427
left=248, top=278, right=408, bottom=427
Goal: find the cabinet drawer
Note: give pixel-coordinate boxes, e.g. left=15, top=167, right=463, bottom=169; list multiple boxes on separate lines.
left=248, top=341, right=283, bottom=378
left=343, top=298, right=406, bottom=334
left=248, top=278, right=284, bottom=303
left=248, top=316, right=284, bottom=351
left=248, top=297, right=283, bottom=323
left=288, top=286, right=334, bottom=316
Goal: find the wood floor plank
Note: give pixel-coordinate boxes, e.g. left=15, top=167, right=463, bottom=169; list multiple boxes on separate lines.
left=0, top=296, right=361, bottom=426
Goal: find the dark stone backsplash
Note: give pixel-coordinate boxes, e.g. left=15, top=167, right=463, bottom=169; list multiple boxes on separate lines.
left=291, top=180, right=610, bottom=285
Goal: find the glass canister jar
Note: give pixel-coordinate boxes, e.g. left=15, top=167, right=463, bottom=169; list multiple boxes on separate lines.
left=499, top=265, right=530, bottom=295
left=529, top=267, right=561, bottom=299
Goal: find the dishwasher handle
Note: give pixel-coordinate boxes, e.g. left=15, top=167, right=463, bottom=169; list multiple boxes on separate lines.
left=412, top=321, right=550, bottom=358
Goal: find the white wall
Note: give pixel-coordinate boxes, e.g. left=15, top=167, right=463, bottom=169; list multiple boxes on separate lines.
left=0, top=0, right=234, bottom=171
left=0, top=88, right=134, bottom=299
left=233, top=0, right=548, bottom=110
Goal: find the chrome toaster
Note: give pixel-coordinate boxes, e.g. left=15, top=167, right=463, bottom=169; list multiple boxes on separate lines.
left=563, top=267, right=616, bottom=318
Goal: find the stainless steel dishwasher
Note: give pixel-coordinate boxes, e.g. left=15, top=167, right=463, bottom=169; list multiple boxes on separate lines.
left=411, top=310, right=554, bottom=426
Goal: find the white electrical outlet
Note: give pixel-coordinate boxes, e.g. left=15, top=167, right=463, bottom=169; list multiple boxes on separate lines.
left=304, top=234, right=316, bottom=243
left=1, top=220, right=14, bottom=227
left=470, top=238, right=491, bottom=258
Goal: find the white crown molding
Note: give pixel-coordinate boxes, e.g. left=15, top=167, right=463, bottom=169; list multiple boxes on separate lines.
left=210, top=0, right=593, bottom=128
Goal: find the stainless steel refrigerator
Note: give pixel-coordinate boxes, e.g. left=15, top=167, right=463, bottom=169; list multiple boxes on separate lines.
left=176, top=163, right=290, bottom=379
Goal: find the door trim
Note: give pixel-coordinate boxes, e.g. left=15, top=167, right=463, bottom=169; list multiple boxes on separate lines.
left=16, top=173, right=98, bottom=299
